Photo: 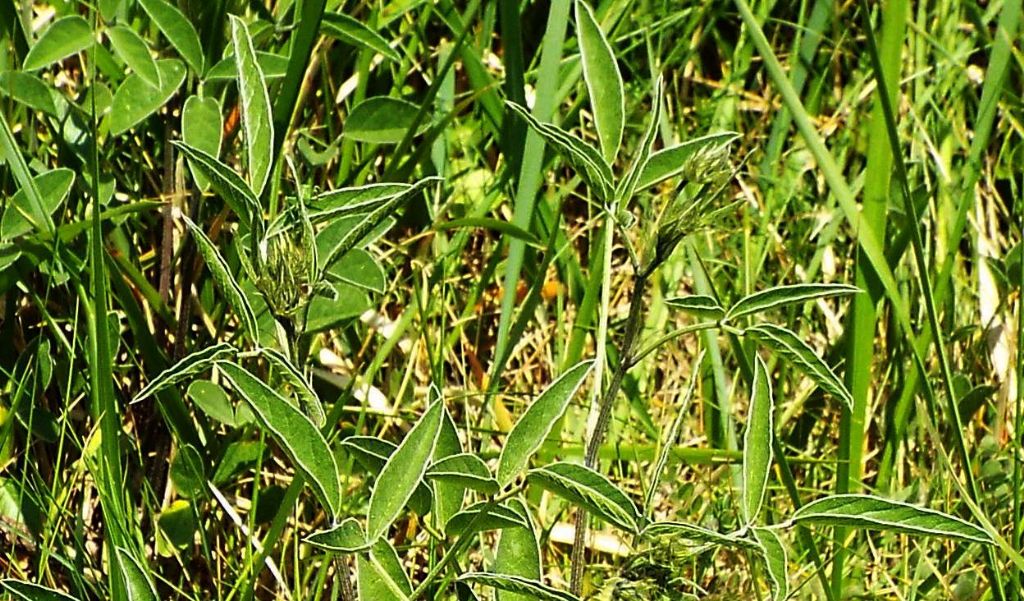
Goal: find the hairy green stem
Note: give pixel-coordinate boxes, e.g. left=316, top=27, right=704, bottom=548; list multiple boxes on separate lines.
left=570, top=269, right=648, bottom=594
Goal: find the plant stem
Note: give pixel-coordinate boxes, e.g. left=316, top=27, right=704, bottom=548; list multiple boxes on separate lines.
left=569, top=268, right=648, bottom=595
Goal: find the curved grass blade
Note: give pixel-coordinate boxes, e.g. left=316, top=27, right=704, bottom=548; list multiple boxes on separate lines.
left=23, top=16, right=92, bottom=71
left=217, top=361, right=342, bottom=517
left=746, top=323, right=854, bottom=409
left=138, top=0, right=204, bottom=74
left=0, top=580, right=79, bottom=601
left=751, top=527, right=789, bottom=601
left=109, top=59, right=186, bottom=135
left=181, top=215, right=260, bottom=342
left=426, top=453, right=499, bottom=495
left=446, top=502, right=530, bottom=537
left=636, top=132, right=741, bottom=190
left=497, top=360, right=593, bottom=486
left=114, top=547, right=158, bottom=601
left=106, top=25, right=161, bottom=88
left=304, top=517, right=372, bottom=553
left=172, top=141, right=259, bottom=221
left=256, top=346, right=326, bottom=428
left=321, top=13, right=400, bottom=61
left=458, top=573, right=579, bottom=601
left=494, top=498, right=541, bottom=601
left=132, top=342, right=235, bottom=403
left=229, top=15, right=273, bottom=198
left=642, top=521, right=756, bottom=549
left=527, top=461, right=639, bottom=534
left=791, top=494, right=993, bottom=544
left=367, top=400, right=444, bottom=541
left=665, top=295, right=725, bottom=321
left=726, top=283, right=860, bottom=322
left=504, top=102, right=613, bottom=201
left=574, top=0, right=623, bottom=162
left=358, top=539, right=412, bottom=601
left=742, top=356, right=773, bottom=525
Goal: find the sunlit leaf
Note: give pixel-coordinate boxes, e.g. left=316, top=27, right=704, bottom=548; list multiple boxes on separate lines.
left=345, top=97, right=424, bottom=144
left=746, top=323, right=853, bottom=409
left=527, top=461, right=639, bottom=533
left=497, top=360, right=593, bottom=486
left=181, top=216, right=260, bottom=342
left=446, top=503, right=529, bottom=538
left=181, top=95, right=222, bottom=191
left=106, top=25, right=160, bottom=88
left=133, top=342, right=235, bottom=404
left=109, top=59, right=186, bottom=135
left=367, top=400, right=444, bottom=541
left=357, top=539, right=412, bottom=601
left=458, top=573, right=579, bottom=601
left=751, top=527, right=788, bottom=601
left=321, top=13, right=400, bottom=61
left=229, top=15, right=273, bottom=198
left=575, top=0, right=623, bottom=162
left=742, top=356, right=773, bottom=525
left=726, top=283, right=860, bottom=322
left=173, top=142, right=260, bottom=220
left=664, top=294, right=725, bottom=321
left=493, top=498, right=541, bottom=601
left=23, top=16, right=93, bottom=71
left=217, top=361, right=342, bottom=517
left=636, top=132, right=740, bottom=190
left=305, top=517, right=371, bottom=553
left=1, top=168, right=74, bottom=240
left=114, top=547, right=158, bottom=601
left=0, top=580, right=79, bottom=601
left=426, top=453, right=499, bottom=495
left=791, top=494, right=993, bottom=544
left=138, top=0, right=204, bottom=73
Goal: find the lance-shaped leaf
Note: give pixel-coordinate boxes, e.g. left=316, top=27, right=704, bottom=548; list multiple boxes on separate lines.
left=426, top=453, right=499, bottom=495
left=181, top=216, right=260, bottom=342
left=345, top=97, right=425, bottom=144
left=138, top=0, right=204, bottom=74
left=617, top=77, right=663, bottom=204
left=432, top=400, right=465, bottom=530
left=0, top=580, right=79, bottom=601
left=133, top=342, right=235, bottom=403
left=23, top=16, right=92, bottom=71
left=229, top=15, right=273, bottom=198
left=1, top=168, right=74, bottom=240
left=340, top=436, right=432, bottom=515
left=0, top=71, right=58, bottom=116
left=636, top=132, right=741, bottom=190
left=304, top=517, right=372, bottom=553
left=446, top=502, right=529, bottom=537
left=318, top=177, right=440, bottom=272
left=746, top=323, right=854, bottom=409
left=181, top=95, right=223, bottom=191
left=206, top=51, right=288, bottom=81
left=106, top=25, right=161, bottom=88
left=173, top=142, right=260, bottom=221
left=504, top=102, right=614, bottom=201
left=217, top=361, right=342, bottom=517
left=751, top=527, right=788, bottom=601
left=458, top=573, right=579, bottom=601
left=256, top=346, right=325, bottom=428
left=726, top=283, right=860, bottom=322
left=497, top=360, right=593, bottom=486
left=357, top=539, right=412, bottom=601
left=790, top=494, right=993, bottom=544
left=321, top=13, right=400, bottom=61
left=494, top=498, right=541, bottom=601
left=310, top=183, right=411, bottom=222
left=109, top=59, right=186, bottom=135
left=115, top=547, right=158, bottom=601
left=575, top=0, right=623, bottom=162
left=665, top=294, right=725, bottom=321
left=742, top=356, right=773, bottom=525
left=642, top=521, right=756, bottom=549
left=367, top=400, right=444, bottom=541
left=527, top=461, right=640, bottom=534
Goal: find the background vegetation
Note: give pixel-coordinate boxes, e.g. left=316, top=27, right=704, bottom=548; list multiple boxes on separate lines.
left=0, top=0, right=1022, bottom=599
